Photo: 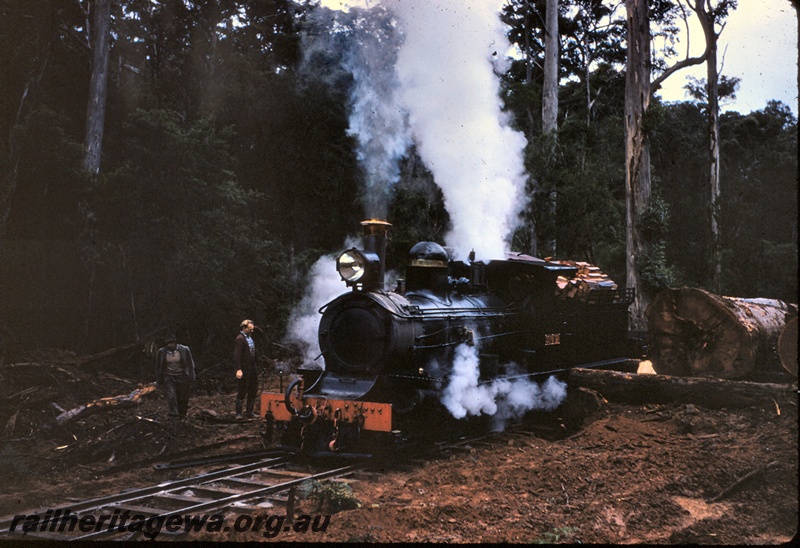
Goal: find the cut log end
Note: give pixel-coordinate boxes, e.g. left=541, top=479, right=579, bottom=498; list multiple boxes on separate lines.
left=647, top=288, right=793, bottom=379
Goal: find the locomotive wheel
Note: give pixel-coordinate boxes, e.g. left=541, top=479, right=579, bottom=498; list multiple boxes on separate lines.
left=284, top=379, right=315, bottom=423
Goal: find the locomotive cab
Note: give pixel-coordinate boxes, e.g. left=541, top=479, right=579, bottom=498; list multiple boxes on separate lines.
left=405, top=241, right=449, bottom=294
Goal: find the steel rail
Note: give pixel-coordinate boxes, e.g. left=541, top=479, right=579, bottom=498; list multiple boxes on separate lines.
left=0, top=456, right=287, bottom=535
left=73, top=464, right=357, bottom=540
left=1, top=456, right=359, bottom=541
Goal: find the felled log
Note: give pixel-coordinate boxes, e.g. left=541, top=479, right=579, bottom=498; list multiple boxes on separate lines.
left=778, top=316, right=798, bottom=376
left=55, top=383, right=157, bottom=424
left=647, top=287, right=797, bottom=379
left=568, top=367, right=795, bottom=409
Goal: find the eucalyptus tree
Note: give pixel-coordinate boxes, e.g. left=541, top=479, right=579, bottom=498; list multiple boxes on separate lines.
left=503, top=0, right=623, bottom=257
left=84, top=0, right=111, bottom=174
left=623, top=0, right=715, bottom=331
left=718, top=102, right=797, bottom=302
left=677, top=0, right=737, bottom=293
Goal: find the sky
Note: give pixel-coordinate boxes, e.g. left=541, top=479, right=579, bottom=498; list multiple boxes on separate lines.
left=320, top=0, right=799, bottom=117
left=656, top=0, right=799, bottom=116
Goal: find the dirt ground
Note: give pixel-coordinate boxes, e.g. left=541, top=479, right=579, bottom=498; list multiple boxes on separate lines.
left=0, top=347, right=797, bottom=544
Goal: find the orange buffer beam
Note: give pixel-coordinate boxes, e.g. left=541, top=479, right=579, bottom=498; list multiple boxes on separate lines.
left=260, top=392, right=393, bottom=433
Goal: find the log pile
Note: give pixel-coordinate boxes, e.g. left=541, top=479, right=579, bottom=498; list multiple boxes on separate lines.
left=647, top=287, right=797, bottom=379
left=552, top=261, right=621, bottom=303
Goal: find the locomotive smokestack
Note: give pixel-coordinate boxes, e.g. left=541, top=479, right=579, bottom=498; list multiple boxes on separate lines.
left=361, top=219, right=391, bottom=291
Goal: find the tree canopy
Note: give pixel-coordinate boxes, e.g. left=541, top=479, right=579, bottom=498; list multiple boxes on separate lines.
left=0, top=0, right=796, bottom=363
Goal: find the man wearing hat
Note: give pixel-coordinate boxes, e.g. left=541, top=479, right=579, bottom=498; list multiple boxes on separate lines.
left=155, top=335, right=196, bottom=420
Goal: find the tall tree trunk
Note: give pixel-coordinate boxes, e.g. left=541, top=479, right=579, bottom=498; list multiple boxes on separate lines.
left=624, top=0, right=652, bottom=332
left=542, top=0, right=559, bottom=134
left=694, top=2, right=722, bottom=293
left=84, top=0, right=111, bottom=175
left=541, top=0, right=559, bottom=257
left=623, top=0, right=710, bottom=332
left=523, top=2, right=538, bottom=258
left=524, top=4, right=535, bottom=136
left=707, top=61, right=721, bottom=294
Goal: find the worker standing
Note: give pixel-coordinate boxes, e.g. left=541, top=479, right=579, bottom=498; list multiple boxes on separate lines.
left=233, top=319, right=259, bottom=419
left=155, top=335, right=196, bottom=420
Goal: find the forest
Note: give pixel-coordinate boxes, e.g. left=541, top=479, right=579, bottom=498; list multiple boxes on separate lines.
left=0, top=0, right=796, bottom=366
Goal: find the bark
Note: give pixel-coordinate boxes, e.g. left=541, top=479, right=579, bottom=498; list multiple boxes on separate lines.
left=568, top=367, right=796, bottom=409
left=541, top=0, right=559, bottom=258
left=624, top=0, right=652, bottom=332
left=623, top=0, right=710, bottom=332
left=647, top=287, right=797, bottom=379
left=83, top=0, right=111, bottom=174
left=542, top=0, right=559, bottom=135
left=778, top=316, right=797, bottom=376
left=692, top=0, right=722, bottom=293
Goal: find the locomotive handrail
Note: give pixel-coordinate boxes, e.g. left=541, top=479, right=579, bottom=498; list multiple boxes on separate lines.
left=412, top=330, right=520, bottom=350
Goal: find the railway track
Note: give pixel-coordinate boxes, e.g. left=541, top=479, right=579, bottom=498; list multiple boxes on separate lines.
left=0, top=454, right=360, bottom=541
left=0, top=413, right=575, bottom=541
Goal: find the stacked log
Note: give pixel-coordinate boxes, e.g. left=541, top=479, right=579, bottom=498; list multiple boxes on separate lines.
left=553, top=261, right=619, bottom=302
left=647, top=287, right=797, bottom=379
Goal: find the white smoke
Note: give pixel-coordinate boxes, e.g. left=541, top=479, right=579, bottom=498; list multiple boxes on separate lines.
left=284, top=237, right=360, bottom=367
left=386, top=0, right=529, bottom=261
left=300, top=5, right=411, bottom=219
left=303, top=0, right=529, bottom=259
left=441, top=343, right=567, bottom=430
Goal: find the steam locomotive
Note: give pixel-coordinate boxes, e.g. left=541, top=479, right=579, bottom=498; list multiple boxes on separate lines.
left=261, top=220, right=641, bottom=454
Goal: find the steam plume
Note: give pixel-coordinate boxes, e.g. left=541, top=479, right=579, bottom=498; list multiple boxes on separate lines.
left=300, top=5, right=410, bottom=219
left=441, top=343, right=567, bottom=428
left=284, top=238, right=360, bottom=367
left=301, top=0, right=529, bottom=259
left=388, top=0, right=529, bottom=260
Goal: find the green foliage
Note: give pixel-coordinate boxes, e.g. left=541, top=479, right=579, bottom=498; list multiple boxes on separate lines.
left=639, top=194, right=670, bottom=240
left=298, top=479, right=361, bottom=513
left=650, top=101, right=709, bottom=287
left=509, top=60, right=628, bottom=279
left=0, top=0, right=796, bottom=362
left=637, top=242, right=677, bottom=293
left=386, top=151, right=450, bottom=271
left=0, top=107, right=91, bottom=348
left=88, top=109, right=295, bottom=357
left=530, top=525, right=580, bottom=544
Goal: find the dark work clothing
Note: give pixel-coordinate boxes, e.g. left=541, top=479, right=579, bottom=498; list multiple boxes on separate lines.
left=233, top=333, right=256, bottom=373
left=155, top=344, right=196, bottom=384
left=236, top=375, right=259, bottom=416
left=233, top=332, right=258, bottom=416
left=164, top=376, right=191, bottom=418
left=155, top=344, right=196, bottom=418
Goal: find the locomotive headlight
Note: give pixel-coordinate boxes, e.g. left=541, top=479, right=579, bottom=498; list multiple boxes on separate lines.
left=337, top=249, right=367, bottom=283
